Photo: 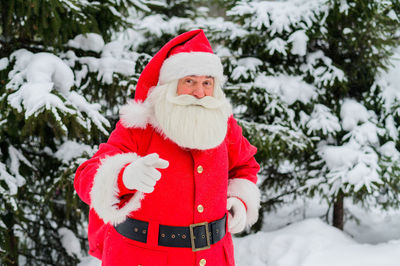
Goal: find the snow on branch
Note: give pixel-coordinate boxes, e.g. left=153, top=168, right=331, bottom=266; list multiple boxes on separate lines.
left=196, top=17, right=248, bottom=41
left=67, top=33, right=105, bottom=53
left=267, top=38, right=287, bottom=56
left=305, top=104, right=341, bottom=136
left=54, top=140, right=96, bottom=165
left=64, top=35, right=140, bottom=86
left=0, top=57, right=8, bottom=71
left=134, top=14, right=193, bottom=37
left=302, top=50, right=347, bottom=87
left=0, top=146, right=28, bottom=196
left=6, top=49, right=110, bottom=135
left=228, top=0, right=328, bottom=34
left=373, top=47, right=400, bottom=112
left=317, top=142, right=383, bottom=195
left=288, top=30, right=309, bottom=56
left=254, top=74, right=318, bottom=105
left=340, top=99, right=371, bottom=131
left=0, top=162, right=20, bottom=196
left=241, top=120, right=310, bottom=152
left=58, top=227, right=82, bottom=258
left=231, top=57, right=263, bottom=80
left=307, top=98, right=389, bottom=197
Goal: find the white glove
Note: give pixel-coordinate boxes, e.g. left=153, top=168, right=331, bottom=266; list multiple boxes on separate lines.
left=122, top=153, right=169, bottom=193
left=227, top=197, right=247, bottom=234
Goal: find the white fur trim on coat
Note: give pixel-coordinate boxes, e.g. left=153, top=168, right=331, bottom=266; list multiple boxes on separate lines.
left=227, top=178, right=261, bottom=227
left=119, top=100, right=150, bottom=129
left=119, top=100, right=151, bottom=130
left=159, top=52, right=225, bottom=86
left=90, top=153, right=144, bottom=226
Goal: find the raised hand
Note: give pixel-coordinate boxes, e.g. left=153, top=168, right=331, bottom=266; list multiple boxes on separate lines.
left=122, top=153, right=169, bottom=193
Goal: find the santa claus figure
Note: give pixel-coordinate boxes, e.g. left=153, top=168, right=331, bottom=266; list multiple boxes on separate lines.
left=74, top=29, right=260, bottom=266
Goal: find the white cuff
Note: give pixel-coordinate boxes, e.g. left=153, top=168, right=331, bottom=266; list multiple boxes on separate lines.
left=227, top=178, right=260, bottom=227
left=90, top=153, right=144, bottom=226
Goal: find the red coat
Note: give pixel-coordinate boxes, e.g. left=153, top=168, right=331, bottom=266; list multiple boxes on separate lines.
left=75, top=107, right=260, bottom=266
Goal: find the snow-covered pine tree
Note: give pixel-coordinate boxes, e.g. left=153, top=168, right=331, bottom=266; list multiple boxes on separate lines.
left=1, top=0, right=217, bottom=264
left=207, top=0, right=400, bottom=231
left=0, top=1, right=154, bottom=265
left=123, top=0, right=208, bottom=56
left=0, top=0, right=148, bottom=55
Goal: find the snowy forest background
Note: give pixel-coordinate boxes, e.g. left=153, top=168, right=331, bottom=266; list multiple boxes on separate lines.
left=1, top=0, right=400, bottom=265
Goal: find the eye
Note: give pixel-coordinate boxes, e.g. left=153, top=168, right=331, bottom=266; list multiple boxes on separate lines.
left=185, top=79, right=193, bottom=84
left=203, top=80, right=212, bottom=86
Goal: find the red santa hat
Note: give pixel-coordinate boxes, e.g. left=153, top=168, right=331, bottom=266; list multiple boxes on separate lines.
left=134, top=29, right=225, bottom=102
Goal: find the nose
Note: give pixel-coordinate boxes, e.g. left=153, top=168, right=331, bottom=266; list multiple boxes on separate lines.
left=192, top=84, right=205, bottom=99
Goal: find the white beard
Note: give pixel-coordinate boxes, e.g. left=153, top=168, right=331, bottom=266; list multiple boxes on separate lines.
left=147, top=80, right=232, bottom=150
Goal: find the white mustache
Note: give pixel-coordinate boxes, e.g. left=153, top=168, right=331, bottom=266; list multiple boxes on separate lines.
left=166, top=94, right=224, bottom=109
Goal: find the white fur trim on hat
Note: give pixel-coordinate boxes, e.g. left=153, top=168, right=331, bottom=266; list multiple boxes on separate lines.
left=90, top=153, right=144, bottom=226
left=227, top=178, right=261, bottom=227
left=159, top=52, right=225, bottom=86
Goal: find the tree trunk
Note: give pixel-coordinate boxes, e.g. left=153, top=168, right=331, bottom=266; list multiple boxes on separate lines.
left=5, top=235, right=19, bottom=266
left=4, top=213, right=19, bottom=266
left=333, top=190, right=344, bottom=230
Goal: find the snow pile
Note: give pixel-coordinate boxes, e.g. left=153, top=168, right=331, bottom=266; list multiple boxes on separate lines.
left=235, top=218, right=400, bottom=266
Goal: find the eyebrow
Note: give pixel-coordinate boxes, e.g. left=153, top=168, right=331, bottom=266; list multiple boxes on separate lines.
left=186, top=75, right=214, bottom=79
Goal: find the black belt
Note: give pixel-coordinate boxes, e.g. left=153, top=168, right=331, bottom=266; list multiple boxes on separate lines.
left=115, top=214, right=226, bottom=252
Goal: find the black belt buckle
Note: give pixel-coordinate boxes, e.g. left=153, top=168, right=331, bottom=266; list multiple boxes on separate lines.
left=189, top=222, right=210, bottom=252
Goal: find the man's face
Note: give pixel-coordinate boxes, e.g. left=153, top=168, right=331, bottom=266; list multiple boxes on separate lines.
left=176, top=75, right=214, bottom=98
left=149, top=78, right=231, bottom=149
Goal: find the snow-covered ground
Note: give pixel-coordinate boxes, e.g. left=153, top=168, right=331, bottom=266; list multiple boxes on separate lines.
left=235, top=218, right=400, bottom=266
left=78, top=199, right=400, bottom=266
left=235, top=199, right=400, bottom=266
